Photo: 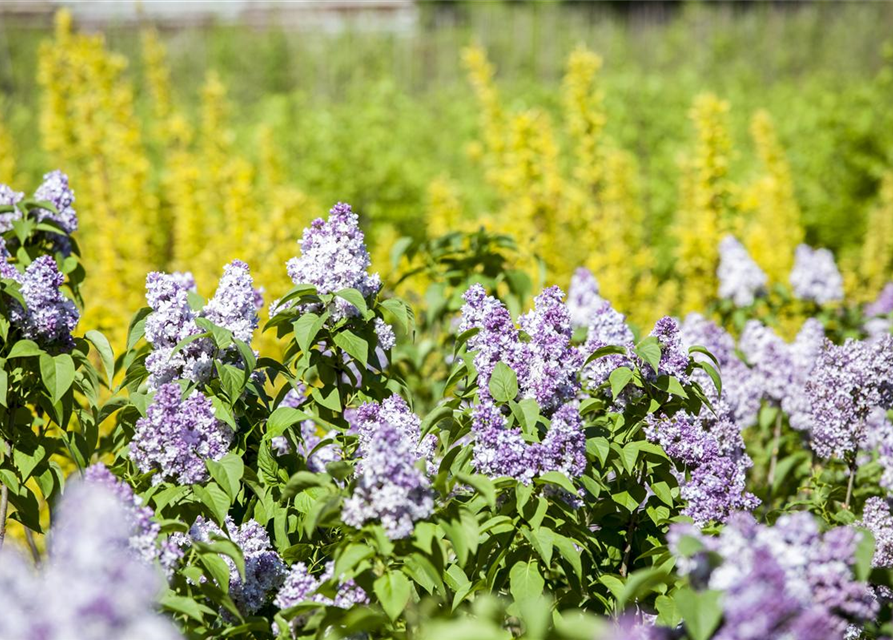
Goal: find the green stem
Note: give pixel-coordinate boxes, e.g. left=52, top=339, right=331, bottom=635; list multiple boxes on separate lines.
left=845, top=461, right=856, bottom=510
left=0, top=482, right=8, bottom=550
left=767, top=411, right=783, bottom=488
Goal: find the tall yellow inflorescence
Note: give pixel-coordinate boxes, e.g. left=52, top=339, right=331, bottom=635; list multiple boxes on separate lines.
left=426, top=176, right=464, bottom=239
left=855, top=171, right=893, bottom=300
left=38, top=10, right=157, bottom=341
left=743, top=110, right=803, bottom=284
left=562, top=47, right=606, bottom=194
left=675, top=93, right=736, bottom=314
left=0, top=111, right=15, bottom=184
left=461, top=45, right=507, bottom=188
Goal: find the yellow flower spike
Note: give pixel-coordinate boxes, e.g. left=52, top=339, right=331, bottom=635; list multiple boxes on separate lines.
left=562, top=46, right=606, bottom=194
left=856, top=171, right=893, bottom=301
left=0, top=110, right=16, bottom=184
left=427, top=176, right=464, bottom=239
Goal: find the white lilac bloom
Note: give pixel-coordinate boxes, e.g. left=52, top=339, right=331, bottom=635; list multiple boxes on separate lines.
left=670, top=513, right=877, bottom=638
left=717, top=235, right=767, bottom=307
left=283, top=202, right=381, bottom=322
left=341, top=396, right=434, bottom=539
left=789, top=244, right=844, bottom=304
left=0, top=481, right=182, bottom=640
left=130, top=383, right=233, bottom=485
left=566, top=267, right=604, bottom=329
left=190, top=516, right=287, bottom=616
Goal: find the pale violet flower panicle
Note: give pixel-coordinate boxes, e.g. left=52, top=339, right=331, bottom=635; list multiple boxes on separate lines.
left=0, top=183, right=24, bottom=232
left=806, top=335, right=893, bottom=459
left=646, top=316, right=690, bottom=383
left=130, top=383, right=233, bottom=485
left=859, top=497, right=893, bottom=570
left=284, top=202, right=382, bottom=321
left=567, top=267, right=604, bottom=329
left=374, top=317, right=396, bottom=350
left=201, top=259, right=260, bottom=344
left=273, top=561, right=369, bottom=637
left=790, top=243, right=844, bottom=304
left=780, top=318, right=826, bottom=432
left=82, top=463, right=183, bottom=574
left=342, top=396, right=434, bottom=539
left=190, top=516, right=287, bottom=616
left=0, top=481, right=183, bottom=640
left=459, top=283, right=582, bottom=414
left=645, top=401, right=758, bottom=526
left=717, top=235, right=767, bottom=307
left=866, top=283, right=893, bottom=318
left=738, top=320, right=793, bottom=404
left=4, top=254, right=80, bottom=353
left=670, top=512, right=877, bottom=638
left=580, top=300, right=636, bottom=398
left=33, top=170, right=78, bottom=254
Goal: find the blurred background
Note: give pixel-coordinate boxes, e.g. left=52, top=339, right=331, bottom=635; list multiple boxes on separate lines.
left=0, top=0, right=891, bottom=338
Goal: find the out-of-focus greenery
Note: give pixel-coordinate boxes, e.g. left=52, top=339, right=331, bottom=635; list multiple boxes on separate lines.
left=1, top=1, right=893, bottom=336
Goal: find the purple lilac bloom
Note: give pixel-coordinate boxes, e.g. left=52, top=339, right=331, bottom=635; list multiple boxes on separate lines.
left=645, top=402, right=758, bottom=526
left=646, top=316, right=690, bottom=383
left=190, top=516, right=287, bottom=616
left=0, top=481, right=182, bottom=640
left=538, top=403, right=587, bottom=478
left=0, top=183, right=23, bottom=232
left=273, top=420, right=342, bottom=472
left=567, top=267, right=604, bottom=329
left=860, top=497, right=893, bottom=569
left=867, top=283, right=893, bottom=318
left=672, top=512, right=877, bottom=638
left=82, top=463, right=183, bottom=574
left=460, top=283, right=583, bottom=414
left=579, top=302, right=637, bottom=401
left=3, top=254, right=79, bottom=353
left=780, top=319, right=826, bottom=432
left=284, top=202, right=382, bottom=321
left=273, top=561, right=369, bottom=636
left=790, top=244, right=844, bottom=304
left=806, top=336, right=893, bottom=459
left=342, top=396, right=434, bottom=539
left=738, top=320, right=793, bottom=404
left=717, top=235, right=767, bottom=307
left=201, top=259, right=260, bottom=343
left=130, top=383, right=233, bottom=485
left=33, top=170, right=78, bottom=254
left=600, top=616, right=672, bottom=640
left=374, top=317, right=396, bottom=350
left=144, top=262, right=260, bottom=389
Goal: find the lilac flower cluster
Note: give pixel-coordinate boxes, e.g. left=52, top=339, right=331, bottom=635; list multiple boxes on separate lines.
left=860, top=497, right=893, bottom=570
left=0, top=241, right=79, bottom=353
left=0, top=171, right=78, bottom=254
left=283, top=202, right=382, bottom=321
left=273, top=419, right=342, bottom=472
left=471, top=401, right=587, bottom=485
left=866, top=283, right=893, bottom=318
left=671, top=512, right=877, bottom=638
left=144, top=260, right=260, bottom=389
left=190, top=516, right=287, bottom=615
left=0, top=482, right=182, bottom=640
left=717, top=235, right=767, bottom=307
left=130, top=383, right=233, bottom=485
left=566, top=267, right=604, bottom=329
left=806, top=335, right=893, bottom=459
left=645, top=402, right=758, bottom=525
left=342, top=396, right=434, bottom=539
left=273, top=561, right=369, bottom=636
left=460, top=283, right=583, bottom=413
left=790, top=244, right=844, bottom=304
left=646, top=316, right=691, bottom=382
left=83, top=463, right=183, bottom=574
left=580, top=299, right=636, bottom=396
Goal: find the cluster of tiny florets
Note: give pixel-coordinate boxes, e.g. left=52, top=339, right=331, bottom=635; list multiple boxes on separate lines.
left=566, top=267, right=604, bottom=329
left=717, top=235, right=767, bottom=307
left=790, top=244, right=844, bottom=304
left=273, top=561, right=369, bottom=636
left=190, top=516, right=287, bottom=616
left=283, top=202, right=381, bottom=321
left=342, top=396, right=434, bottom=539
left=130, top=383, right=233, bottom=485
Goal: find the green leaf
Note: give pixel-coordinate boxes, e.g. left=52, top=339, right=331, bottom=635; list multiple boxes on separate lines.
left=334, top=288, right=369, bottom=316
left=0, top=368, right=7, bottom=407
left=526, top=527, right=554, bottom=566
left=194, top=482, right=231, bottom=526
left=160, top=593, right=209, bottom=623
left=457, top=473, right=496, bottom=508
left=584, top=344, right=628, bottom=366
left=373, top=570, right=412, bottom=621
left=854, top=528, right=876, bottom=581
left=489, top=361, right=519, bottom=403
left=333, top=330, right=369, bottom=367
left=207, top=453, right=244, bottom=501
left=126, top=307, right=152, bottom=351
left=333, top=543, right=374, bottom=579
left=380, top=298, right=412, bottom=334
left=635, top=336, right=662, bottom=375
left=618, top=566, right=670, bottom=610
left=609, top=367, right=634, bottom=398
left=676, top=588, right=724, bottom=640
left=85, top=330, right=115, bottom=387
left=39, top=353, right=75, bottom=404
left=536, top=471, right=577, bottom=495
left=292, top=312, right=327, bottom=354
left=553, top=534, right=583, bottom=581
left=509, top=560, right=545, bottom=602
left=7, top=339, right=42, bottom=359
left=282, top=471, right=330, bottom=498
